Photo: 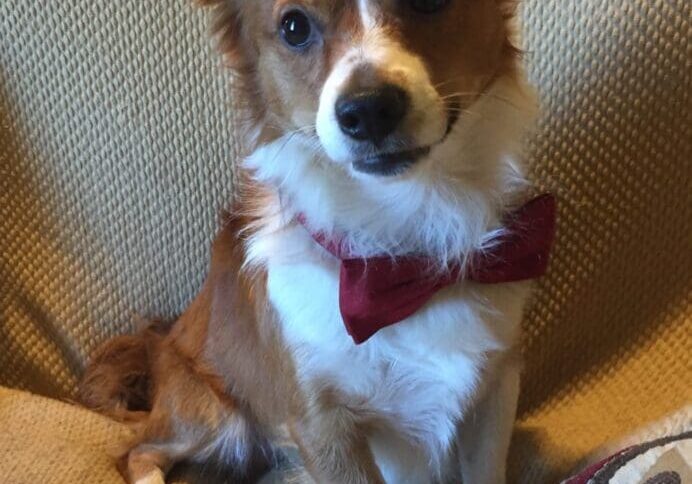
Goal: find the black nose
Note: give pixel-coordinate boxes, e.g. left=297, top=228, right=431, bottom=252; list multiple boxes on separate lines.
left=335, top=85, right=409, bottom=144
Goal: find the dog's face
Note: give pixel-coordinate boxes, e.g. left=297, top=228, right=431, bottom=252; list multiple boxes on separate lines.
left=216, top=0, right=516, bottom=177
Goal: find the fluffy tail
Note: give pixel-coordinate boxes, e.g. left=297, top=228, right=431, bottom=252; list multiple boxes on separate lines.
left=79, top=320, right=172, bottom=421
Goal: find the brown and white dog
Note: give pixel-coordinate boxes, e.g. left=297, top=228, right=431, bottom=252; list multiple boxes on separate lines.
left=80, top=1, right=544, bottom=483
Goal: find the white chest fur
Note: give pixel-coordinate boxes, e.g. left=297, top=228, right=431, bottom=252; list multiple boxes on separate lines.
left=258, top=225, right=528, bottom=481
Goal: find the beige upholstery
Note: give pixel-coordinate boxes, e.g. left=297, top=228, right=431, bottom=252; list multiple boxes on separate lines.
left=0, top=1, right=690, bottom=482
left=0, top=387, right=132, bottom=484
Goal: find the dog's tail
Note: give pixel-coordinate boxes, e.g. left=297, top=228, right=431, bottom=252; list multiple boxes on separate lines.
left=78, top=319, right=172, bottom=422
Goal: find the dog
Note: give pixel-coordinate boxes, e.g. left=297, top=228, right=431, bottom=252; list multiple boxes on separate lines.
left=79, top=1, right=554, bottom=483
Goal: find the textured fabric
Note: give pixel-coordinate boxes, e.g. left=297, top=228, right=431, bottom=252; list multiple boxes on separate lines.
left=304, top=194, right=557, bottom=344
left=0, top=1, right=690, bottom=483
left=511, top=1, right=691, bottom=481
left=0, top=386, right=132, bottom=484
left=0, top=1, right=238, bottom=397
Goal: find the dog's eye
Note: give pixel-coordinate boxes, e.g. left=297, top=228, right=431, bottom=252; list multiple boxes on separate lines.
left=410, top=0, right=450, bottom=14
left=281, top=10, right=313, bottom=49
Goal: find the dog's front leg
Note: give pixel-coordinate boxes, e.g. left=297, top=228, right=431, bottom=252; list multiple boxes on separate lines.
left=292, top=397, right=385, bottom=484
left=456, top=360, right=520, bottom=484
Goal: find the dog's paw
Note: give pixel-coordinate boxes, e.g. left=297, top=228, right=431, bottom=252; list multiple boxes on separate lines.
left=133, top=469, right=166, bottom=484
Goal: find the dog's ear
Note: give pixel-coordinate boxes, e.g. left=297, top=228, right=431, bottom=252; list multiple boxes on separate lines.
left=497, top=0, right=523, bottom=58
left=196, top=1, right=267, bottom=151
left=197, top=0, right=247, bottom=70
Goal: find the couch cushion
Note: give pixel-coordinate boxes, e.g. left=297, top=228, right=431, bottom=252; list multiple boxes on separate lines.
left=0, top=387, right=131, bottom=484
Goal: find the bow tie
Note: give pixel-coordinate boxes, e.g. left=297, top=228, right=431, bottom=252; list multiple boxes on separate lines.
left=300, top=194, right=556, bottom=344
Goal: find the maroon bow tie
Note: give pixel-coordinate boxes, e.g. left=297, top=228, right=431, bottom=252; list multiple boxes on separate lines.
left=300, top=194, right=556, bottom=344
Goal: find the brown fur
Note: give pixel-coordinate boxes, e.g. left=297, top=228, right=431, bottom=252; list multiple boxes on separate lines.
left=80, top=197, right=385, bottom=482
left=80, top=1, right=520, bottom=482
left=79, top=319, right=173, bottom=420
left=396, top=0, right=520, bottom=108
left=80, top=210, right=278, bottom=482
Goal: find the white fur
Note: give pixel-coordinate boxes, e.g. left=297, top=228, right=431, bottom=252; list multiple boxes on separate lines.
left=316, top=24, right=447, bottom=168
left=457, top=361, right=521, bottom=484
left=358, top=0, right=377, bottom=30
left=198, top=413, right=258, bottom=469
left=248, top=76, right=535, bottom=266
left=134, top=470, right=165, bottom=484
left=244, top=19, right=538, bottom=481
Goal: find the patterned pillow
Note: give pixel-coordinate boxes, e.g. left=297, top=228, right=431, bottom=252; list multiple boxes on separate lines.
left=565, top=432, right=691, bottom=484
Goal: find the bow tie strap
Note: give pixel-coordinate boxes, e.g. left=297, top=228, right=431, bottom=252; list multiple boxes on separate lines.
left=467, top=194, right=556, bottom=283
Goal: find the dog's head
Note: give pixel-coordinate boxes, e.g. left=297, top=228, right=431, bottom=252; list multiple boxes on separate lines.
left=204, top=0, right=519, bottom=178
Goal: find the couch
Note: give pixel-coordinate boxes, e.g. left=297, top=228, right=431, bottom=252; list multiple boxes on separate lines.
left=1, top=1, right=690, bottom=482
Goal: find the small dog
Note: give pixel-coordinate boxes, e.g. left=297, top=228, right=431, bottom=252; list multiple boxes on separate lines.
left=80, top=1, right=555, bottom=483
